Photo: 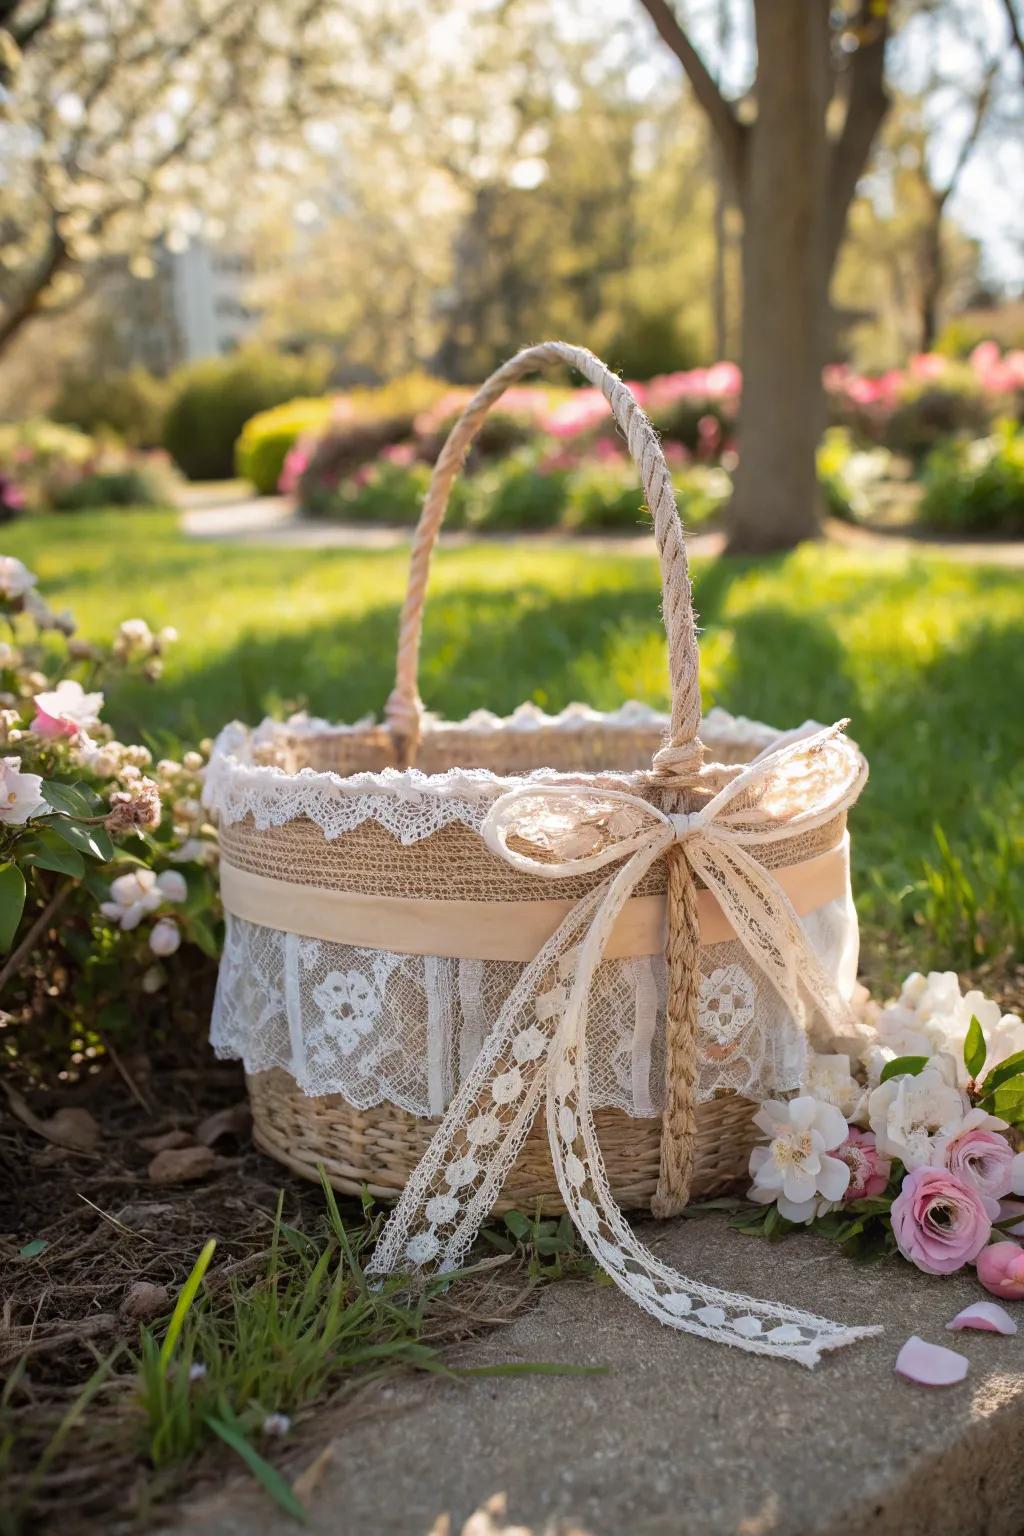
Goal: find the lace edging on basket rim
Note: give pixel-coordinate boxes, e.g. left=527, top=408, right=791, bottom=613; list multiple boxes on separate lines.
left=202, top=704, right=845, bottom=842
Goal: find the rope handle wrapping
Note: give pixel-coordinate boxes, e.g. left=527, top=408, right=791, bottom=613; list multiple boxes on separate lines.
left=383, top=340, right=707, bottom=1219
left=384, top=342, right=703, bottom=776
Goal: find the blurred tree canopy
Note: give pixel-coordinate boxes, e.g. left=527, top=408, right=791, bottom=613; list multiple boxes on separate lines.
left=0, top=0, right=1020, bottom=546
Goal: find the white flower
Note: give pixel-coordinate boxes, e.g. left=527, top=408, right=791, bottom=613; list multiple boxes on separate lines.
left=867, top=1053, right=970, bottom=1170
left=262, top=1413, right=291, bottom=1437
left=869, top=971, right=1024, bottom=1089
left=100, top=869, right=162, bottom=930
left=801, top=1053, right=867, bottom=1125
left=119, top=618, right=153, bottom=648
left=155, top=869, right=187, bottom=903
left=170, top=837, right=217, bottom=866
left=74, top=733, right=121, bottom=778
left=747, top=1096, right=851, bottom=1224
left=0, top=557, right=37, bottom=600
left=0, top=755, right=43, bottom=824
left=149, top=918, right=181, bottom=956
left=33, top=678, right=104, bottom=735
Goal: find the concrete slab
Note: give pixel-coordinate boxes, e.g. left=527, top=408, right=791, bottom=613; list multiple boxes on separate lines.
left=170, top=1216, right=1024, bottom=1536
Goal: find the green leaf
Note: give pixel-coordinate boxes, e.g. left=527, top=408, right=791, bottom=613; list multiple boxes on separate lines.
left=845, top=1196, right=895, bottom=1218
left=980, top=1050, right=1024, bottom=1098
left=20, top=832, right=86, bottom=878
left=503, top=1211, right=531, bottom=1240
left=203, top=1416, right=307, bottom=1524
left=186, top=912, right=220, bottom=959
left=0, top=862, right=26, bottom=952
left=988, top=1082, right=1024, bottom=1128
left=879, top=1055, right=930, bottom=1084
left=964, top=1015, right=987, bottom=1080
left=41, top=780, right=100, bottom=817
left=47, top=817, right=114, bottom=863
left=18, top=1238, right=48, bottom=1260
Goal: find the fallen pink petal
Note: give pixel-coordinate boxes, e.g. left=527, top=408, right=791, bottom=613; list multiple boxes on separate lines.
left=894, top=1335, right=969, bottom=1387
left=946, top=1302, right=1018, bottom=1336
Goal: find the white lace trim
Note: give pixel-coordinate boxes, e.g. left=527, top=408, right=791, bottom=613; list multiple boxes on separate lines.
left=202, top=705, right=801, bottom=844
left=211, top=891, right=857, bottom=1116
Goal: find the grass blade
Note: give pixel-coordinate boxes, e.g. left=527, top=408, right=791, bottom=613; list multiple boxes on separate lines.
left=204, top=1415, right=307, bottom=1524
left=160, top=1238, right=216, bottom=1371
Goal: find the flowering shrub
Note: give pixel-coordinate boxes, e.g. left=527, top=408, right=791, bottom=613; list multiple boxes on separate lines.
left=825, top=345, right=1023, bottom=454
left=0, top=556, right=219, bottom=1077
left=234, top=397, right=335, bottom=494
left=816, top=428, right=895, bottom=523
left=236, top=373, right=451, bottom=496
left=738, top=971, right=1024, bottom=1292
left=0, top=419, right=177, bottom=518
left=258, top=343, right=1024, bottom=531
left=918, top=420, right=1024, bottom=536
left=299, top=441, right=732, bottom=535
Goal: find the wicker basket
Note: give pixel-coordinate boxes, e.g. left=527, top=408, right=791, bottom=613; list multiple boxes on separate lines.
left=207, top=340, right=868, bottom=1232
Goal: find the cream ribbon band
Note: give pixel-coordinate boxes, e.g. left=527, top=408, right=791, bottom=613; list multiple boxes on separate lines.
left=221, top=839, right=849, bottom=961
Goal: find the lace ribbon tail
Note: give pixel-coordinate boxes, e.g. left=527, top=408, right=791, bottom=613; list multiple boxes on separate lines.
left=686, top=835, right=854, bottom=1040
left=365, top=885, right=609, bottom=1280
left=545, top=970, right=881, bottom=1367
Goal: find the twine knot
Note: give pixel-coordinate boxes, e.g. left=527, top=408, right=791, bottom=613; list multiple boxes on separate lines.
left=651, top=736, right=705, bottom=783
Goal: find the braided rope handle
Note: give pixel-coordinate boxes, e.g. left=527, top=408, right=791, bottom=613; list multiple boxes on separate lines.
left=384, top=341, right=703, bottom=777
left=383, top=340, right=704, bottom=1220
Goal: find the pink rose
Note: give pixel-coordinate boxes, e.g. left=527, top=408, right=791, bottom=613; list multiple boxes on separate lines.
left=835, top=1128, right=891, bottom=1201
left=936, top=1112, right=1016, bottom=1216
left=976, top=1242, right=1024, bottom=1300
left=891, top=1167, right=992, bottom=1275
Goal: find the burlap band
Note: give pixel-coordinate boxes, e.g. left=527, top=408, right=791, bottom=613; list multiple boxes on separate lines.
left=220, top=836, right=849, bottom=962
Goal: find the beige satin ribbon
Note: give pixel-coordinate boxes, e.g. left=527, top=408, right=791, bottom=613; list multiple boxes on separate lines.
left=220, top=836, right=849, bottom=962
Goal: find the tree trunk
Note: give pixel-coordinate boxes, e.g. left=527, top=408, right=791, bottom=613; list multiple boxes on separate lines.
left=727, top=0, right=832, bottom=553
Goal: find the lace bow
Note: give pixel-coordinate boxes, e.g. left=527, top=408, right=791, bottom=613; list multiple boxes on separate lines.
left=368, top=723, right=878, bottom=1366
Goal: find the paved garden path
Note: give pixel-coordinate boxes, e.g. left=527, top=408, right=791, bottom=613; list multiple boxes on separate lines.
left=169, top=1215, right=1024, bottom=1536
left=178, top=484, right=1024, bottom=565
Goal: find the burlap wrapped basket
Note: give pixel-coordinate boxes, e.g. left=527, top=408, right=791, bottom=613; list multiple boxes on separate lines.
left=205, top=340, right=868, bottom=1234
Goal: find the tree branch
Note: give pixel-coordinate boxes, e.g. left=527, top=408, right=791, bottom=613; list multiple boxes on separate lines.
left=934, top=59, right=998, bottom=209
left=635, top=0, right=747, bottom=190
left=0, top=219, right=67, bottom=355
left=1002, top=0, right=1024, bottom=68
left=826, top=3, right=890, bottom=269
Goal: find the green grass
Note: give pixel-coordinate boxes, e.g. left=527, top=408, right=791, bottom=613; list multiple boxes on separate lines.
left=0, top=1179, right=589, bottom=1532
left=7, top=508, right=1023, bottom=971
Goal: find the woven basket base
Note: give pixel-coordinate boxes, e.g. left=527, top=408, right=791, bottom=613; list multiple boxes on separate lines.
left=248, top=1069, right=757, bottom=1216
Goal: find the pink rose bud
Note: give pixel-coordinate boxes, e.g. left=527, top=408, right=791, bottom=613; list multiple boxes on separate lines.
left=890, top=1167, right=992, bottom=1275
left=940, top=1118, right=1017, bottom=1213
left=976, top=1242, right=1024, bottom=1300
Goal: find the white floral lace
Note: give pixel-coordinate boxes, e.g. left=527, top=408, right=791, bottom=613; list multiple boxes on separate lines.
left=211, top=893, right=856, bottom=1116
left=202, top=704, right=789, bottom=845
